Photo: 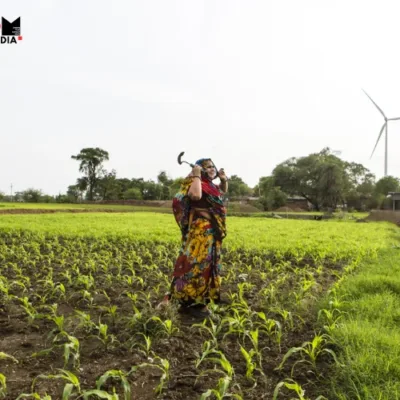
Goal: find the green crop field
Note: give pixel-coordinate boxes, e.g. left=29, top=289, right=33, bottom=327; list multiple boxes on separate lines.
left=0, top=213, right=398, bottom=399
left=0, top=202, right=370, bottom=220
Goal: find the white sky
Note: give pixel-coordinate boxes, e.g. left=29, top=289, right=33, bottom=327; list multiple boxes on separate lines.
left=2, top=0, right=400, bottom=195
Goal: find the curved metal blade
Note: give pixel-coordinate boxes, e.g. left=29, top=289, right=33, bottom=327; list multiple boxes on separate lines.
left=370, top=122, right=386, bottom=159
left=362, top=89, right=387, bottom=119
left=177, top=151, right=185, bottom=165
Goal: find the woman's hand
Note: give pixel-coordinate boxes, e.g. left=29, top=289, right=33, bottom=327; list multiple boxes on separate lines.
left=192, top=165, right=202, bottom=177
left=188, top=165, right=202, bottom=201
left=219, top=168, right=227, bottom=182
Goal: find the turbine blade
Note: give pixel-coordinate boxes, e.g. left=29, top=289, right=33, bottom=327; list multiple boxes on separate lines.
left=370, top=122, right=386, bottom=159
left=362, top=89, right=387, bottom=119
left=388, top=117, right=400, bottom=121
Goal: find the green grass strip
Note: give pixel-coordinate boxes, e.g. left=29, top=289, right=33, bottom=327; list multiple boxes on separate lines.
left=328, top=247, right=400, bottom=399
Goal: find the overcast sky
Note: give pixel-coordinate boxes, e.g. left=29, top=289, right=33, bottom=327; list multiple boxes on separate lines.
left=2, top=0, right=400, bottom=195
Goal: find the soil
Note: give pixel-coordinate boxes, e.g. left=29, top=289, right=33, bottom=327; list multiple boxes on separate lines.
left=0, top=302, right=333, bottom=400
left=366, top=210, right=400, bottom=226
left=0, top=235, right=339, bottom=399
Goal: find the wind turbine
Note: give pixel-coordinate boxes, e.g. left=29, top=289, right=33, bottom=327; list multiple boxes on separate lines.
left=363, top=89, right=400, bottom=176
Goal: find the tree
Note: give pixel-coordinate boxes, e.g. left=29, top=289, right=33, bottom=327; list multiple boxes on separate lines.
left=374, top=176, right=400, bottom=195
left=258, top=176, right=287, bottom=210
left=123, top=188, right=143, bottom=200
left=116, top=178, right=133, bottom=199
left=142, top=180, right=159, bottom=200
left=96, top=169, right=119, bottom=200
left=157, top=171, right=173, bottom=200
left=344, top=162, right=376, bottom=210
left=21, top=188, right=43, bottom=203
left=225, top=175, right=252, bottom=198
left=272, top=148, right=349, bottom=210
left=71, top=148, right=109, bottom=201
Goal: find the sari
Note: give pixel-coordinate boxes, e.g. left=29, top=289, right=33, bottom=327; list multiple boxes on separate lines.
left=169, top=164, right=227, bottom=306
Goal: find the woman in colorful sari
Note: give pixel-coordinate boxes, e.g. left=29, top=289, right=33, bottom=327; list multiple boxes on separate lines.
left=159, top=158, right=228, bottom=317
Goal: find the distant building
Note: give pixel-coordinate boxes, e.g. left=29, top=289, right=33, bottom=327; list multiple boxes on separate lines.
left=387, top=192, right=400, bottom=211
left=285, top=195, right=310, bottom=210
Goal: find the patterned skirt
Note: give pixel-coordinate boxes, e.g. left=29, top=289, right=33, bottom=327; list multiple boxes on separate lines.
left=169, top=216, right=222, bottom=306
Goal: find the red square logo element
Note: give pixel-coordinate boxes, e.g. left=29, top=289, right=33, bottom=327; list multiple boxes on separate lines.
left=18, top=36, right=23, bottom=40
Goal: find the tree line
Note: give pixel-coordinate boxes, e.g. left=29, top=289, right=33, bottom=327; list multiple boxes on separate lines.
left=1, top=147, right=399, bottom=211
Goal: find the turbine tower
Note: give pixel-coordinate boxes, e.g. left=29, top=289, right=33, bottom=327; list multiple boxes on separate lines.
left=363, top=89, right=400, bottom=176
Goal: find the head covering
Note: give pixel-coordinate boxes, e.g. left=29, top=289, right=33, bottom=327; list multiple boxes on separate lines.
left=172, top=158, right=226, bottom=240
left=195, top=158, right=219, bottom=181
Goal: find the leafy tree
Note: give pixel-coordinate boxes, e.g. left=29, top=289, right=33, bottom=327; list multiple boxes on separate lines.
left=157, top=171, right=173, bottom=200
left=21, top=188, right=43, bottom=203
left=258, top=176, right=287, bottom=210
left=96, top=169, right=119, bottom=200
left=67, top=185, right=82, bottom=202
left=41, top=195, right=55, bottom=203
left=56, top=194, right=72, bottom=203
left=71, top=148, right=109, bottom=200
left=225, top=175, right=252, bottom=198
left=142, top=181, right=159, bottom=200
left=374, top=176, right=400, bottom=195
left=123, top=188, right=143, bottom=200
left=272, top=148, right=350, bottom=210
left=116, top=178, right=134, bottom=198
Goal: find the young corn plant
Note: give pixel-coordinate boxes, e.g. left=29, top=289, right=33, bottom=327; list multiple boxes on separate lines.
left=317, top=308, right=345, bottom=334
left=194, top=340, right=220, bottom=369
left=34, top=332, right=80, bottom=369
left=125, top=305, right=144, bottom=331
left=46, top=305, right=67, bottom=338
left=0, top=373, right=6, bottom=399
left=129, top=356, right=170, bottom=395
left=193, top=318, right=224, bottom=347
left=0, top=277, right=17, bottom=303
left=79, top=289, right=94, bottom=306
left=0, top=352, right=19, bottom=364
left=200, top=376, right=243, bottom=400
left=148, top=316, right=179, bottom=337
left=31, top=369, right=81, bottom=398
left=270, top=306, right=303, bottom=331
left=244, top=328, right=268, bottom=371
left=19, top=297, right=44, bottom=326
left=52, top=283, right=66, bottom=300
left=132, top=333, right=153, bottom=357
left=276, top=333, right=342, bottom=376
left=81, top=389, right=119, bottom=400
left=15, top=394, right=52, bottom=400
left=98, top=305, right=119, bottom=326
left=239, top=346, right=257, bottom=382
left=74, top=310, right=96, bottom=334
left=95, top=370, right=131, bottom=400
left=91, top=322, right=119, bottom=349
left=222, top=309, right=253, bottom=342
left=50, top=332, right=81, bottom=369
left=196, top=348, right=235, bottom=382
left=273, top=378, right=328, bottom=400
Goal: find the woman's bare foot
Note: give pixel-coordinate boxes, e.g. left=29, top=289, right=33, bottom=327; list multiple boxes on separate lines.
left=156, top=295, right=170, bottom=310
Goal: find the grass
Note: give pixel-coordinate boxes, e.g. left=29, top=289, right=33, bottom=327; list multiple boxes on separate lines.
left=0, top=212, right=394, bottom=257
left=0, top=202, right=370, bottom=219
left=322, top=248, right=400, bottom=399
left=0, top=202, right=172, bottom=213
left=0, top=211, right=398, bottom=398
